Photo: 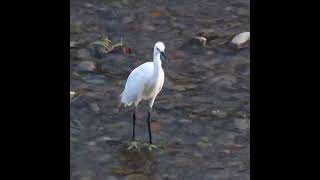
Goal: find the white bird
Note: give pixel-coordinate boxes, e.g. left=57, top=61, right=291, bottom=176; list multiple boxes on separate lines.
left=118, top=42, right=167, bottom=149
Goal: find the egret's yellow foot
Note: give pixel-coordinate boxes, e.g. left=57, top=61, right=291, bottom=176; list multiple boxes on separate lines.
left=127, top=141, right=140, bottom=151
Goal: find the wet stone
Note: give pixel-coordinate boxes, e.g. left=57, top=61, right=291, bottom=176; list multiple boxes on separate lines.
left=77, top=49, right=91, bottom=60
left=231, top=32, right=250, bottom=49
left=89, top=103, right=100, bottom=112
left=96, top=55, right=134, bottom=75
left=72, top=61, right=96, bottom=72
left=84, top=74, right=107, bottom=84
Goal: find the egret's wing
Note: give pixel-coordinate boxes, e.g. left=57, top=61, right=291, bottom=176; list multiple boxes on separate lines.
left=120, top=62, right=153, bottom=105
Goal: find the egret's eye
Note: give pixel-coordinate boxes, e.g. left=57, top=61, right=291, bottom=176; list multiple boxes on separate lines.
left=157, top=48, right=160, bottom=51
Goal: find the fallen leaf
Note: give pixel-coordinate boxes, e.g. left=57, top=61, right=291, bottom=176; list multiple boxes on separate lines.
left=151, top=11, right=161, bottom=17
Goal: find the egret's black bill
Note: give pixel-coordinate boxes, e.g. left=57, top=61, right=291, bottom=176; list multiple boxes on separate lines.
left=160, top=52, right=167, bottom=60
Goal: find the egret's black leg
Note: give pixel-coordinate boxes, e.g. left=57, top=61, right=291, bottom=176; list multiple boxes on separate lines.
left=147, top=110, right=152, bottom=144
left=132, top=111, right=136, bottom=141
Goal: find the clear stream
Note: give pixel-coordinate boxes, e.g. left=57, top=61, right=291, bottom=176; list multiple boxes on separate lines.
left=70, top=0, right=250, bottom=179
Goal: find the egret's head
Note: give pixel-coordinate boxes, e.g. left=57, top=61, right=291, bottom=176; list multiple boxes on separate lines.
left=154, top=42, right=167, bottom=60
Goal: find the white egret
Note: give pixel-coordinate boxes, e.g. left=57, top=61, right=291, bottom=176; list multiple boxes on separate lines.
left=118, top=42, right=167, bottom=150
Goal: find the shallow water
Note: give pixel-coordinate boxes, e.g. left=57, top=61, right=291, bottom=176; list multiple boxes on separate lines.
left=70, top=0, right=250, bottom=179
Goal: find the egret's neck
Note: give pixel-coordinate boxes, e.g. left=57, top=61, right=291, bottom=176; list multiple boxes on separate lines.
left=153, top=52, right=162, bottom=77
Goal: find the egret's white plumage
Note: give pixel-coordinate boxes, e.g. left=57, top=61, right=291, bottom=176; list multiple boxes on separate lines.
left=119, top=42, right=167, bottom=146
left=120, top=42, right=165, bottom=109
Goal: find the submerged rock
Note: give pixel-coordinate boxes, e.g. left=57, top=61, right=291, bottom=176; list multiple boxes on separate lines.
left=96, top=54, right=134, bottom=75
left=72, top=61, right=96, bottom=72
left=89, top=103, right=100, bottom=112
left=84, top=74, right=106, bottom=84
left=77, top=48, right=91, bottom=59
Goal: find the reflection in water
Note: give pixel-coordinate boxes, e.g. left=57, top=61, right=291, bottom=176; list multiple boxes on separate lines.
left=111, top=147, right=161, bottom=179
left=121, top=149, right=156, bottom=172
